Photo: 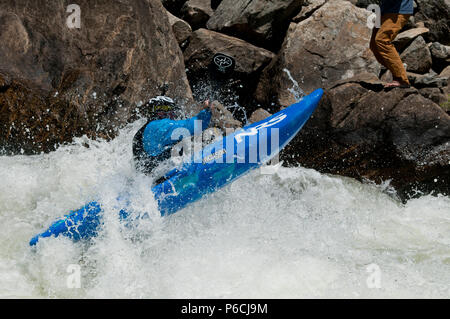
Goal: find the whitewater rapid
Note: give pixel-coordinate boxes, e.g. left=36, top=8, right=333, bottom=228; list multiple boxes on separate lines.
left=0, top=121, right=449, bottom=298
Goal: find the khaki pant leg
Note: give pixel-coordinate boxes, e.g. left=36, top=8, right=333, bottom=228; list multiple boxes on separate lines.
left=374, top=14, right=411, bottom=84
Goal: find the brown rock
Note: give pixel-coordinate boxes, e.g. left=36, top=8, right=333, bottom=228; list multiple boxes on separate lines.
left=209, top=100, right=242, bottom=130
left=440, top=66, right=450, bottom=78
left=393, top=27, right=429, bottom=52
left=0, top=0, right=192, bottom=155
left=181, top=0, right=214, bottom=30
left=184, top=29, right=275, bottom=76
left=281, top=82, right=450, bottom=199
left=256, top=0, right=380, bottom=107
left=206, top=0, right=304, bottom=50
left=167, top=10, right=192, bottom=45
left=292, top=0, right=326, bottom=23
left=401, top=36, right=432, bottom=74
left=430, top=42, right=450, bottom=60
left=249, top=108, right=272, bottom=124
left=419, top=87, right=448, bottom=105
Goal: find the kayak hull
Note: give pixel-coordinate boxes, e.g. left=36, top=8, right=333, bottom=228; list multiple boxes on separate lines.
left=30, top=89, right=324, bottom=246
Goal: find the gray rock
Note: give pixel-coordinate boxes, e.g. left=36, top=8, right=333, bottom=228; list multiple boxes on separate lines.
left=255, top=0, right=380, bottom=106
left=281, top=81, right=450, bottom=199
left=429, top=42, right=450, bottom=60
left=393, top=27, right=429, bottom=52
left=206, top=0, right=304, bottom=50
left=419, top=87, right=448, bottom=105
left=400, top=36, right=432, bottom=74
left=414, top=75, right=448, bottom=88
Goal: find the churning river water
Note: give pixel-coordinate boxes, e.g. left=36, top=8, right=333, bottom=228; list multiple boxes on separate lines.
left=0, top=120, right=449, bottom=298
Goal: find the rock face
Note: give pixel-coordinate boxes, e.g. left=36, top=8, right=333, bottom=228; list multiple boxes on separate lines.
left=255, top=0, right=380, bottom=106
left=180, top=0, right=214, bottom=30
left=184, top=29, right=275, bottom=76
left=292, top=0, right=326, bottom=23
left=206, top=0, right=304, bottom=50
left=414, top=0, right=450, bottom=45
left=281, top=75, right=450, bottom=199
left=184, top=28, right=275, bottom=112
left=401, top=36, right=432, bottom=74
left=0, top=0, right=192, bottom=155
left=393, top=27, right=429, bottom=52
left=167, top=10, right=192, bottom=46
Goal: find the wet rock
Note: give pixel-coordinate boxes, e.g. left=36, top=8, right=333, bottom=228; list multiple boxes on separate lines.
left=393, top=27, right=429, bottom=52
left=181, top=0, right=214, bottom=30
left=206, top=0, right=304, bottom=50
left=400, top=36, right=432, bottom=74
left=0, top=0, right=192, bottom=155
left=249, top=108, right=272, bottom=124
left=184, top=29, right=275, bottom=76
left=281, top=79, right=450, bottom=200
left=255, top=0, right=380, bottom=107
left=167, top=10, right=192, bottom=46
left=184, top=28, right=275, bottom=110
left=210, top=100, right=243, bottom=130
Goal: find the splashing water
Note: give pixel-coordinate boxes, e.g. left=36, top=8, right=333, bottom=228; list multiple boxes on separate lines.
left=0, top=120, right=449, bottom=298
left=284, top=68, right=305, bottom=102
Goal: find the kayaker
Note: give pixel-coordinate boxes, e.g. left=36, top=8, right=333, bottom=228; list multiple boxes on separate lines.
left=370, top=0, right=414, bottom=89
left=132, top=96, right=213, bottom=175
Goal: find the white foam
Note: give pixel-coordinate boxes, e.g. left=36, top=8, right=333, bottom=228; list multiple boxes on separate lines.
left=0, top=123, right=449, bottom=298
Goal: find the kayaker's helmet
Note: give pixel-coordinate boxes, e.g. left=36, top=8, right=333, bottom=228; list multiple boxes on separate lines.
left=146, top=96, right=180, bottom=120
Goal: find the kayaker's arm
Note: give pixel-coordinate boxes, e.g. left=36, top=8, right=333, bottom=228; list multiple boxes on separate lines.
left=141, top=107, right=212, bottom=156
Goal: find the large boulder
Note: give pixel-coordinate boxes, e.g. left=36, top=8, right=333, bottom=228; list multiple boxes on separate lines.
left=206, top=0, right=304, bottom=50
left=0, top=0, right=192, bottom=155
left=255, top=0, right=380, bottom=107
left=281, top=76, right=450, bottom=199
left=400, top=36, right=432, bottom=74
left=184, top=28, right=275, bottom=111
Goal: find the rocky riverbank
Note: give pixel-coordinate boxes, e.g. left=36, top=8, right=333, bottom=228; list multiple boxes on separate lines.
left=0, top=0, right=449, bottom=199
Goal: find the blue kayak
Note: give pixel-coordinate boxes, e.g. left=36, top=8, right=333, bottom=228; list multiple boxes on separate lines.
left=30, top=89, right=324, bottom=246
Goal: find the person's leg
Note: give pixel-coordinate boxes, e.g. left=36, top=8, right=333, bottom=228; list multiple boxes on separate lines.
left=374, top=13, right=411, bottom=86
left=370, top=28, right=388, bottom=68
